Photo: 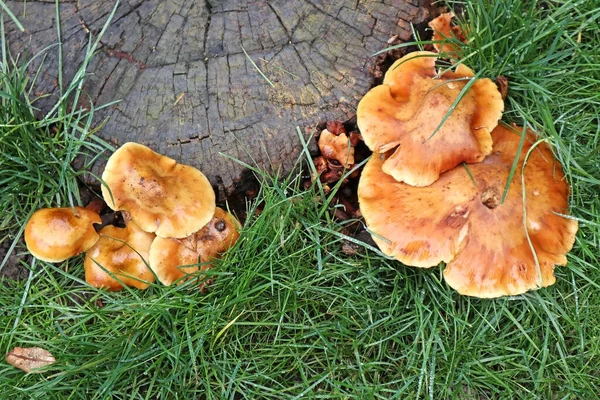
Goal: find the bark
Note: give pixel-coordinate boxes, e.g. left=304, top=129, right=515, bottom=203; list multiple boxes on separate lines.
left=6, top=0, right=432, bottom=193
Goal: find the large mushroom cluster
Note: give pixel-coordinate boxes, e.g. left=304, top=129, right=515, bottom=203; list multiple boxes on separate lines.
left=355, top=13, right=578, bottom=298
left=24, top=143, right=240, bottom=291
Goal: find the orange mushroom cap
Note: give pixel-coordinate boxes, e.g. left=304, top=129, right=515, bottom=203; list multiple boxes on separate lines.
left=149, top=207, right=240, bottom=286
left=318, top=128, right=355, bottom=168
left=84, top=221, right=156, bottom=291
left=357, top=51, right=504, bottom=186
left=428, top=12, right=468, bottom=56
left=147, top=237, right=198, bottom=287
left=24, top=207, right=101, bottom=263
left=101, top=142, right=216, bottom=238
left=358, top=124, right=578, bottom=298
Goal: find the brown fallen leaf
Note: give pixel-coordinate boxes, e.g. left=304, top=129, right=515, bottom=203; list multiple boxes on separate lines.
left=6, top=346, right=56, bottom=373
left=496, top=75, right=509, bottom=100
left=326, top=120, right=346, bottom=136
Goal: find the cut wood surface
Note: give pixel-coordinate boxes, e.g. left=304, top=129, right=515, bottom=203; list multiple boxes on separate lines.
left=7, top=0, right=432, bottom=193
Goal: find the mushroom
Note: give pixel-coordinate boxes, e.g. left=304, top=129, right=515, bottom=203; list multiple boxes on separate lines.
left=24, top=207, right=101, bottom=263
left=149, top=207, right=241, bottom=286
left=101, top=142, right=216, bottom=238
left=356, top=51, right=504, bottom=186
left=318, top=128, right=355, bottom=168
left=428, top=12, right=468, bottom=56
left=358, top=124, right=578, bottom=298
left=84, top=220, right=156, bottom=291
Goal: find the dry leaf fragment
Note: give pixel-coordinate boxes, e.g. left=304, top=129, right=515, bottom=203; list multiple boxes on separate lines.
left=6, top=347, right=56, bottom=373
left=496, top=75, right=509, bottom=100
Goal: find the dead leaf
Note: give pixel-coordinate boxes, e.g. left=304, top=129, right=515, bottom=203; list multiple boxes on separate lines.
left=326, top=120, right=346, bottom=136
left=496, top=75, right=509, bottom=100
left=6, top=347, right=56, bottom=373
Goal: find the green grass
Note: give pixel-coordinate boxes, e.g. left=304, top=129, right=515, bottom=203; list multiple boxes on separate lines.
left=0, top=3, right=117, bottom=268
left=1, top=0, right=600, bottom=398
left=1, top=172, right=598, bottom=398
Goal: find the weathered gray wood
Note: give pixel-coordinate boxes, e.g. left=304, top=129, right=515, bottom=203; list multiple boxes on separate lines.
left=6, top=0, right=431, bottom=193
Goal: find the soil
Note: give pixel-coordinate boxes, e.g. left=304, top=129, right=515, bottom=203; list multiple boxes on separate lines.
left=0, top=239, right=30, bottom=282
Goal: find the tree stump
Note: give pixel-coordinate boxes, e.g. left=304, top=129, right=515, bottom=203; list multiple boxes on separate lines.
left=6, top=0, right=433, bottom=194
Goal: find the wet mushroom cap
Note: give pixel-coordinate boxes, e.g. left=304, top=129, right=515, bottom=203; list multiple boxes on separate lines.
left=101, top=142, right=216, bottom=238
left=357, top=51, right=504, bottom=186
left=24, top=207, right=101, bottom=263
left=358, top=124, right=578, bottom=298
left=149, top=207, right=241, bottom=286
left=194, top=207, right=241, bottom=261
left=84, top=221, right=156, bottom=291
left=148, top=237, right=199, bottom=286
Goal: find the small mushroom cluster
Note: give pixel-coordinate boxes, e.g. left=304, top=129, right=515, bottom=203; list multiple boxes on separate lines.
left=311, top=121, right=362, bottom=194
left=24, top=143, right=240, bottom=291
left=356, top=26, right=578, bottom=298
left=428, top=12, right=468, bottom=56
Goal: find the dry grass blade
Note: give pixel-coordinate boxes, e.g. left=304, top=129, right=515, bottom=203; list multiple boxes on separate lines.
left=241, top=45, right=275, bottom=88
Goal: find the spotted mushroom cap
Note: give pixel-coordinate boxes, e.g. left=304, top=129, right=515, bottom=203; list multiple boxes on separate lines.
left=149, top=207, right=241, bottom=286
left=84, top=221, right=156, bottom=291
left=358, top=124, right=578, bottom=298
left=357, top=51, right=504, bottom=186
left=24, top=207, right=101, bottom=263
left=195, top=207, right=241, bottom=261
left=101, top=142, right=216, bottom=238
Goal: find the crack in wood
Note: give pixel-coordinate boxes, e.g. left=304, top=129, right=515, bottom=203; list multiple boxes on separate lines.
left=105, top=49, right=147, bottom=69
left=166, top=134, right=211, bottom=147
